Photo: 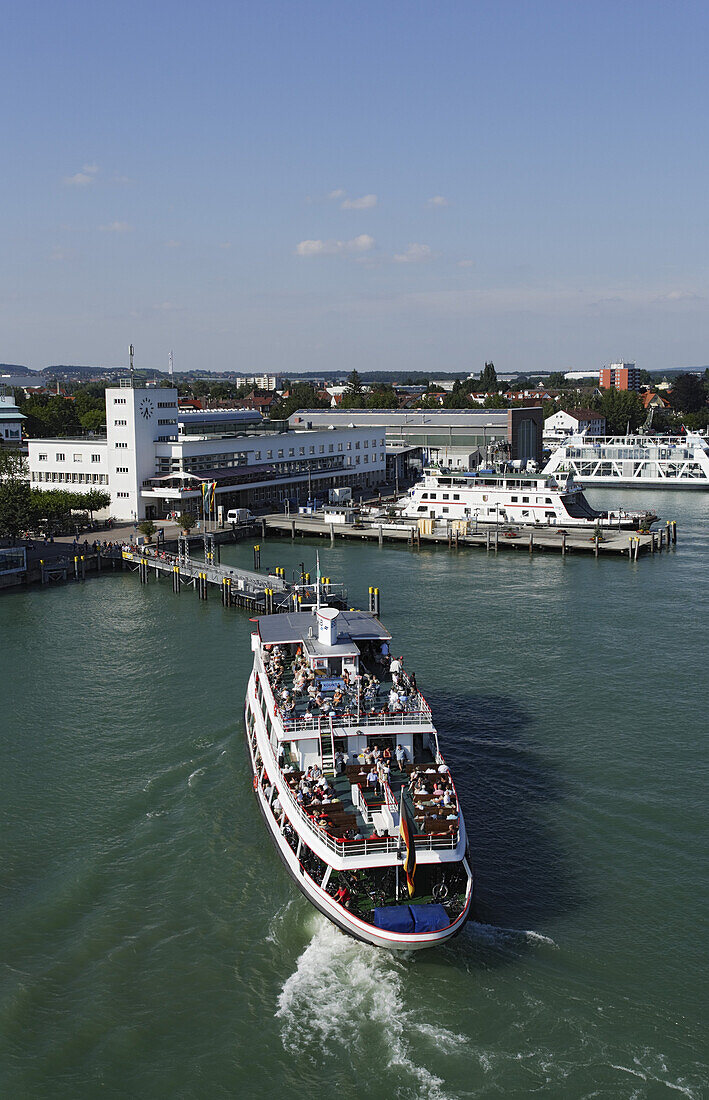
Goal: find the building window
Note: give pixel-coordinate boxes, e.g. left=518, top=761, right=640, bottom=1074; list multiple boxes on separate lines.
left=91, top=454, right=101, bottom=462
left=115, top=442, right=128, bottom=449
left=355, top=441, right=360, bottom=449
left=364, top=440, right=368, bottom=448
left=116, top=466, right=129, bottom=473
left=319, top=445, right=324, bottom=453
left=117, top=491, right=129, bottom=498
left=56, top=452, right=65, bottom=461
left=266, top=451, right=273, bottom=459
left=114, top=397, right=126, bottom=405
left=278, top=449, right=284, bottom=458
left=337, top=443, right=343, bottom=451
left=114, top=419, right=127, bottom=426
left=309, top=446, right=315, bottom=454
left=299, top=447, right=305, bottom=455
left=38, top=453, right=47, bottom=461
left=73, top=453, right=82, bottom=462
left=364, top=455, right=368, bottom=463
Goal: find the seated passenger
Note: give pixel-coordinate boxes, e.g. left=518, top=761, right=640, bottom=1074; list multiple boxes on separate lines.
left=334, top=884, right=351, bottom=906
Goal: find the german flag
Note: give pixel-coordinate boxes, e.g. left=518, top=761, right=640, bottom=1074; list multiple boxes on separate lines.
left=399, top=787, right=417, bottom=896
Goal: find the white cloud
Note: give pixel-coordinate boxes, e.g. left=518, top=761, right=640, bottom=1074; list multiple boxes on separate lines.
left=99, top=221, right=133, bottom=233
left=296, top=234, right=375, bottom=257
left=428, top=195, right=449, bottom=207
left=457, top=259, right=474, bottom=268
left=82, top=163, right=99, bottom=175
left=393, top=242, right=432, bottom=264
left=341, top=193, right=378, bottom=210
left=328, top=189, right=346, bottom=199
left=64, top=172, right=95, bottom=187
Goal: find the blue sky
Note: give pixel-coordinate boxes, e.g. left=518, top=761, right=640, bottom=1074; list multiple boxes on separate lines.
left=2, top=0, right=708, bottom=374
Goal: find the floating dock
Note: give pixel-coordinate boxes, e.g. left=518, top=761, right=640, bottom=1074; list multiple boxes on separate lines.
left=260, top=514, right=678, bottom=559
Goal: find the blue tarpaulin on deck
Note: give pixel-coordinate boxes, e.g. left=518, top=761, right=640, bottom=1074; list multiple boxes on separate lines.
left=373, top=904, right=450, bottom=934
left=372, top=906, right=415, bottom=933
left=410, top=904, right=450, bottom=933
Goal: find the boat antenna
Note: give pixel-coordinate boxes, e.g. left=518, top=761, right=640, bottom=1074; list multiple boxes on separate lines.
left=316, top=550, right=321, bottom=611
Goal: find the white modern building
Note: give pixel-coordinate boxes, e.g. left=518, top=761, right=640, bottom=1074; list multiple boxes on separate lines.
left=544, top=408, right=607, bottom=446
left=28, top=383, right=387, bottom=521
left=0, top=390, right=25, bottom=444
left=234, top=374, right=282, bottom=391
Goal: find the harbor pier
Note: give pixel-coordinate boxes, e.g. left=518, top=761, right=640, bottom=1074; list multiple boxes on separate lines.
left=259, top=513, right=672, bottom=559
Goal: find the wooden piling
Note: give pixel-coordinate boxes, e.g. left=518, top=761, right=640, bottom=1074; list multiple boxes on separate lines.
left=561, top=533, right=567, bottom=556
left=529, top=531, right=534, bottom=555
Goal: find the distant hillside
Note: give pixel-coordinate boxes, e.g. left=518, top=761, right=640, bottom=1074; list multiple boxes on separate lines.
left=0, top=363, right=36, bottom=375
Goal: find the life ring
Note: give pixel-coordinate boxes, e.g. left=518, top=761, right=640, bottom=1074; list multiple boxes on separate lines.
left=252, top=775, right=258, bottom=791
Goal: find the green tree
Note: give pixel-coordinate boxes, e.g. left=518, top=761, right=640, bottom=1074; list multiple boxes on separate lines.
left=479, top=361, right=498, bottom=390
left=483, top=393, right=508, bottom=408
left=138, top=519, right=157, bottom=542
left=82, top=490, right=111, bottom=518
left=669, top=373, right=706, bottom=414
left=346, top=369, right=364, bottom=395
left=0, top=480, right=33, bottom=538
left=599, top=389, right=644, bottom=433
left=272, top=383, right=327, bottom=420
left=547, top=372, right=568, bottom=388
left=177, top=512, right=197, bottom=532
left=79, top=409, right=107, bottom=432
left=0, top=449, right=28, bottom=479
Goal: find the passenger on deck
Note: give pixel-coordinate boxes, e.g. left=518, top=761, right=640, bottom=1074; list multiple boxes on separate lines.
left=334, top=749, right=347, bottom=774
left=334, top=884, right=351, bottom=906
left=395, top=744, right=409, bottom=768
left=388, top=688, right=399, bottom=709
left=342, top=668, right=350, bottom=687
left=390, top=655, right=403, bottom=676
left=382, top=745, right=392, bottom=764
left=366, top=768, right=378, bottom=790
left=332, top=687, right=344, bottom=708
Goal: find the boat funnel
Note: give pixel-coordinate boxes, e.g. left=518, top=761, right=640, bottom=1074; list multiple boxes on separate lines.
left=316, top=607, right=339, bottom=647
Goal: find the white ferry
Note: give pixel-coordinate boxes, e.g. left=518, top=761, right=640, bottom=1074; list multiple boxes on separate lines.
left=244, top=605, right=473, bottom=950
left=542, top=432, right=709, bottom=488
left=401, top=468, right=655, bottom=529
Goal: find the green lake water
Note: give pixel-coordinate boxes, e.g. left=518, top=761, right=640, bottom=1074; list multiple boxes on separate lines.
left=1, top=487, right=708, bottom=1098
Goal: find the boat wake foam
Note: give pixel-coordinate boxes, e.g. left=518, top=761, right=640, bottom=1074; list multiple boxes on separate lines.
left=276, top=916, right=466, bottom=1099
left=467, top=921, right=557, bottom=948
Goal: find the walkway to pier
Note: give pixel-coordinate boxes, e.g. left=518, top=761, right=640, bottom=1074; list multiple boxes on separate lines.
left=120, top=545, right=347, bottom=611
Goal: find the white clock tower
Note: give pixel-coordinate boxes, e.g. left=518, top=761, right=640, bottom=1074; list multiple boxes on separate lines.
left=105, top=382, right=178, bottom=520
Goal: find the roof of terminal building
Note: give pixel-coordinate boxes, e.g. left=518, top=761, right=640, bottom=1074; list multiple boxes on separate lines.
left=288, top=408, right=519, bottom=427
left=256, top=609, right=391, bottom=646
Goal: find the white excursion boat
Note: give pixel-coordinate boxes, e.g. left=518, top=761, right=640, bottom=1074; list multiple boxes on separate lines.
left=401, top=467, right=656, bottom=529
left=542, top=432, right=709, bottom=488
left=244, top=605, right=473, bottom=950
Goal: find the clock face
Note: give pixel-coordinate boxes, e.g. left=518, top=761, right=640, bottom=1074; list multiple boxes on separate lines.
left=139, top=398, right=154, bottom=420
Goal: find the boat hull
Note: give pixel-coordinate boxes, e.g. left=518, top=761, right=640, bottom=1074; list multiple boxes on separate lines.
left=244, top=715, right=473, bottom=951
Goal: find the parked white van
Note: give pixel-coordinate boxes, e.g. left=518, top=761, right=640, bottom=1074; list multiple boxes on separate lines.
left=226, top=508, right=254, bottom=524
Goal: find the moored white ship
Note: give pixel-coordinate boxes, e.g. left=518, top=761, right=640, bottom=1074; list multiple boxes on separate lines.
left=244, top=604, right=473, bottom=950
left=541, top=432, right=709, bottom=488
left=401, top=467, right=655, bottom=529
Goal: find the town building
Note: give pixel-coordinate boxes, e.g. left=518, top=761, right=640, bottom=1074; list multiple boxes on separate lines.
left=599, top=362, right=640, bottom=391
left=27, top=383, right=387, bottom=521
left=0, top=390, right=26, bottom=445
left=234, top=374, right=282, bottom=391
left=288, top=407, right=543, bottom=468
left=544, top=408, right=607, bottom=445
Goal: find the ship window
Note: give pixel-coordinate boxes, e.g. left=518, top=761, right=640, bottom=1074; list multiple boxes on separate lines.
left=522, top=496, right=529, bottom=503
left=442, top=506, right=449, bottom=513
left=417, top=506, right=427, bottom=512
left=442, top=494, right=449, bottom=500
left=422, top=493, right=428, bottom=499
left=522, top=510, right=530, bottom=517
left=545, top=511, right=555, bottom=518
left=453, top=494, right=460, bottom=500
left=546, top=498, right=552, bottom=503
left=511, top=496, right=518, bottom=502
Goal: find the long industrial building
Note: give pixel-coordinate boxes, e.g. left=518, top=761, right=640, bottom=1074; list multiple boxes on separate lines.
left=288, top=407, right=543, bottom=468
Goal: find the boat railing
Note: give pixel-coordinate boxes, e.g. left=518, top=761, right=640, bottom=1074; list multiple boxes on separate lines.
left=257, top=721, right=456, bottom=857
